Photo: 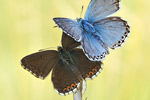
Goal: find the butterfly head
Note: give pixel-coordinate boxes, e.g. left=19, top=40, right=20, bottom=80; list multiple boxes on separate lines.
left=57, top=46, right=63, bottom=52
left=77, top=18, right=83, bottom=23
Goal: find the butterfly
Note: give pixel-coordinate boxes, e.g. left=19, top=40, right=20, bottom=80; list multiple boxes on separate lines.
left=53, top=0, right=130, bottom=61
left=21, top=32, right=103, bottom=96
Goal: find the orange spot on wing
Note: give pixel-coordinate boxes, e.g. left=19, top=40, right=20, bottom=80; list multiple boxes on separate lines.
left=89, top=71, right=93, bottom=77
left=71, top=84, right=76, bottom=87
left=95, top=65, right=99, bottom=70
left=63, top=88, right=67, bottom=92
left=71, top=84, right=76, bottom=89
left=95, top=65, right=99, bottom=68
left=92, top=68, right=96, bottom=72
left=67, top=86, right=71, bottom=90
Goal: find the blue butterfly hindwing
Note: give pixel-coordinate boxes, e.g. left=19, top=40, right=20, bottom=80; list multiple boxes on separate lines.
left=93, top=17, right=130, bottom=49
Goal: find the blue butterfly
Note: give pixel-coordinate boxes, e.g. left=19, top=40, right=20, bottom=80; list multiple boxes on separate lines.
left=53, top=0, right=130, bottom=61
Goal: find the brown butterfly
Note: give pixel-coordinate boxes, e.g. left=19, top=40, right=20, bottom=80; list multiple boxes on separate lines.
left=21, top=32, right=103, bottom=96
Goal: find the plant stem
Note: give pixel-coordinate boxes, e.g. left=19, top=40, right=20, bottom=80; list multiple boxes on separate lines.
left=73, top=81, right=83, bottom=100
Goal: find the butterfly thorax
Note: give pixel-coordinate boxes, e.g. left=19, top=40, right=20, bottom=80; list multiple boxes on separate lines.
left=77, top=18, right=95, bottom=33
left=58, top=47, right=73, bottom=65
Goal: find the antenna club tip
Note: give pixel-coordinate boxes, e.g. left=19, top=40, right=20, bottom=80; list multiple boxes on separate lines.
left=79, top=6, right=84, bottom=18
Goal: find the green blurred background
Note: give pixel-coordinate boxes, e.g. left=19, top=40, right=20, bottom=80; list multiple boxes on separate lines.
left=0, top=0, right=150, bottom=100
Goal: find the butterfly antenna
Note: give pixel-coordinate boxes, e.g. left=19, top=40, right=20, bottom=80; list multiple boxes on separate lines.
left=80, top=6, right=84, bottom=18
left=39, top=47, right=57, bottom=51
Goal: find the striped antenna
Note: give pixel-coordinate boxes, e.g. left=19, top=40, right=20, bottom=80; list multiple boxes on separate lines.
left=80, top=6, right=84, bottom=18
left=39, top=47, right=58, bottom=51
